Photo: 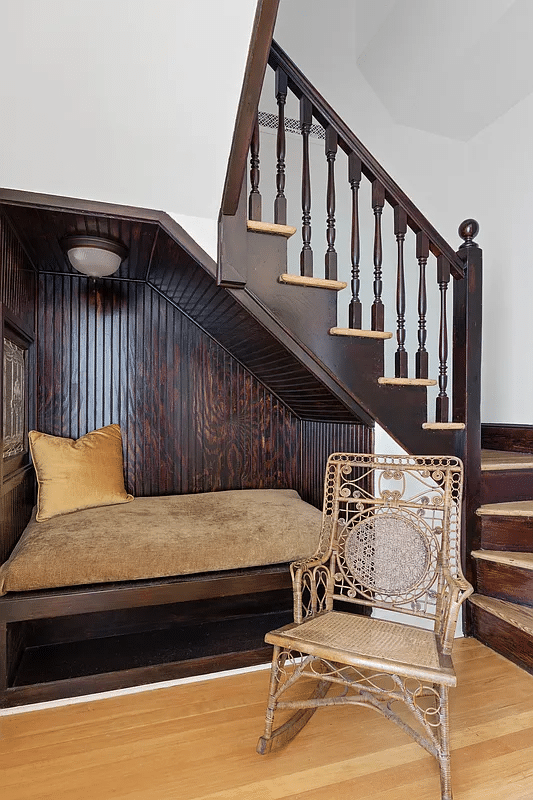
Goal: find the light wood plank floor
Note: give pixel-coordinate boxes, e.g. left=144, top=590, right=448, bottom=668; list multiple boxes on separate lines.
left=1, top=638, right=533, bottom=799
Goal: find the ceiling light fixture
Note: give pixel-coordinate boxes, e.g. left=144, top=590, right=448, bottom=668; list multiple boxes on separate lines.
left=63, top=235, right=128, bottom=278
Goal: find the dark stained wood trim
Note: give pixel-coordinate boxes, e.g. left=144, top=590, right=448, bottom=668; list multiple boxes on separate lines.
left=0, top=565, right=292, bottom=623
left=482, top=424, right=533, bottom=454
left=268, top=41, right=464, bottom=277
left=221, top=0, right=280, bottom=217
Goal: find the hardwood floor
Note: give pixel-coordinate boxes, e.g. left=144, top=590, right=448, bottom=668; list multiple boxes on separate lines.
left=1, top=638, right=533, bottom=799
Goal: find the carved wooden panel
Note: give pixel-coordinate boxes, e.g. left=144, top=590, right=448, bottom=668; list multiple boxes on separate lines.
left=3, top=338, right=26, bottom=459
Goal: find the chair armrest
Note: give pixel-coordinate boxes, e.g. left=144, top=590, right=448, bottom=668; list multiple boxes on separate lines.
left=438, top=568, right=474, bottom=654
left=290, top=554, right=332, bottom=623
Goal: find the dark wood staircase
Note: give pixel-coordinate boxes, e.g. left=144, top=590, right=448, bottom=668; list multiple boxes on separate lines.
left=470, top=443, right=533, bottom=675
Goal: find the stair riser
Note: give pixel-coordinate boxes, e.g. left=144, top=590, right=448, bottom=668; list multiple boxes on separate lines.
left=475, top=559, right=533, bottom=608
left=480, top=515, right=533, bottom=552
left=481, top=470, right=533, bottom=504
left=471, top=604, right=533, bottom=677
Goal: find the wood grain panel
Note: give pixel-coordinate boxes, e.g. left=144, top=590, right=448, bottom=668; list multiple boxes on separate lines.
left=482, top=423, right=533, bottom=454
left=0, top=469, right=35, bottom=564
left=476, top=559, right=533, bottom=608
left=37, top=274, right=302, bottom=497
left=37, top=273, right=372, bottom=503
left=472, top=604, right=533, bottom=677
left=298, top=420, right=374, bottom=509
left=480, top=514, right=533, bottom=552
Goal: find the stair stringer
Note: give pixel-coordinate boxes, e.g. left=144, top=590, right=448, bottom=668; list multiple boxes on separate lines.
left=241, top=223, right=463, bottom=457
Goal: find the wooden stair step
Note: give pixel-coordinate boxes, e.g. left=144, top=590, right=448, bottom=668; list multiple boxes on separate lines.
left=247, top=220, right=297, bottom=238
left=470, top=593, right=533, bottom=676
left=472, top=549, right=533, bottom=609
left=481, top=450, right=533, bottom=471
left=469, top=594, right=533, bottom=637
left=477, top=500, right=533, bottom=516
left=477, top=501, right=533, bottom=552
left=378, top=377, right=437, bottom=386
left=471, top=550, right=533, bottom=570
left=329, top=327, right=392, bottom=339
left=422, top=422, right=465, bottom=430
left=480, top=449, right=533, bottom=505
left=279, top=274, right=347, bottom=291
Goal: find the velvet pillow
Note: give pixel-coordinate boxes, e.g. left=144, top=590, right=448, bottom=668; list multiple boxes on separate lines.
left=29, top=425, right=133, bottom=521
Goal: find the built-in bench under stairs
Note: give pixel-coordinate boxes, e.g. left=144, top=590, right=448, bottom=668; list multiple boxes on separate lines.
left=470, top=446, right=533, bottom=675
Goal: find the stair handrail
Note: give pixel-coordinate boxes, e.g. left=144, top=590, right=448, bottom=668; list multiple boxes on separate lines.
left=269, top=40, right=465, bottom=280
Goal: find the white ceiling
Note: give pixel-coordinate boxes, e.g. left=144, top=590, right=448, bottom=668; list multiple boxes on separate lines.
left=277, top=0, right=533, bottom=141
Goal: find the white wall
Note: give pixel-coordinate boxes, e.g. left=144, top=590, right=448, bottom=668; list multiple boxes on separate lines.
left=467, top=90, right=533, bottom=423
left=0, top=0, right=257, bottom=241
left=273, top=0, right=533, bottom=426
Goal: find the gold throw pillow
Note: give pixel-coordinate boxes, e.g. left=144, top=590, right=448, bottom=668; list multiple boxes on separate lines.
left=29, top=425, right=134, bottom=521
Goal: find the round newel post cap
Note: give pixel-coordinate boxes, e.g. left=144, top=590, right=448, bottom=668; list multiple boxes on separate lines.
left=458, top=219, right=480, bottom=248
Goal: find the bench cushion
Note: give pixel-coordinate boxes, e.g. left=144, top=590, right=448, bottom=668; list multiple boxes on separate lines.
left=0, top=489, right=322, bottom=595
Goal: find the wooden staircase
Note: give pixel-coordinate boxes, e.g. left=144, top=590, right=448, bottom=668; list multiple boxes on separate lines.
left=470, top=444, right=533, bottom=675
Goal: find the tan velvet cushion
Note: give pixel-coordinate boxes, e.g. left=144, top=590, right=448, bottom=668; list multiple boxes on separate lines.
left=0, top=489, right=322, bottom=594
left=29, top=425, right=133, bottom=522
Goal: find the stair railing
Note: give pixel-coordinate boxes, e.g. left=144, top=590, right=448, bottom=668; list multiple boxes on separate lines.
left=247, top=40, right=482, bottom=433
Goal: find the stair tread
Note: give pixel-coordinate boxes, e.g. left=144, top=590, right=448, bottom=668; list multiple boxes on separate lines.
left=279, top=274, right=347, bottom=291
left=247, top=220, right=297, bottom=238
left=471, top=549, right=533, bottom=570
left=481, top=449, right=533, bottom=471
left=477, top=500, right=533, bottom=517
left=330, top=327, right=392, bottom=340
left=378, top=377, right=437, bottom=386
left=470, top=594, right=533, bottom=636
left=422, top=422, right=465, bottom=430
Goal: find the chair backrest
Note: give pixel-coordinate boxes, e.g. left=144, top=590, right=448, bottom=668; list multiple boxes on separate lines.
left=317, top=453, right=464, bottom=632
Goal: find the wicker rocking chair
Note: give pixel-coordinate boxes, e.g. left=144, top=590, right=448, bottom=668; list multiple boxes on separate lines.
left=257, top=453, right=473, bottom=800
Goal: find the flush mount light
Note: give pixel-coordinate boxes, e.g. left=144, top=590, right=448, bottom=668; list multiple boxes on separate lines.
left=63, top=235, right=128, bottom=278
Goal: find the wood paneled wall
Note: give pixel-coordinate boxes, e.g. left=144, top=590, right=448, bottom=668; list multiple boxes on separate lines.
left=0, top=211, right=37, bottom=563
left=37, top=273, right=371, bottom=504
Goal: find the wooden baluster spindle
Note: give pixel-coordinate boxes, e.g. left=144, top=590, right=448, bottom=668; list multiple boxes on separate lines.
left=394, top=206, right=408, bottom=377
left=416, top=231, right=430, bottom=379
left=274, top=68, right=288, bottom=225
left=436, top=255, right=451, bottom=422
left=248, top=113, right=261, bottom=221
left=348, top=153, right=362, bottom=328
left=371, top=180, right=385, bottom=331
left=324, top=126, right=338, bottom=281
left=300, top=96, right=313, bottom=277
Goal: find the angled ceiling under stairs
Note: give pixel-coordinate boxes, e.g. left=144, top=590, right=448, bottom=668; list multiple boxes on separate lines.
left=0, top=189, right=368, bottom=426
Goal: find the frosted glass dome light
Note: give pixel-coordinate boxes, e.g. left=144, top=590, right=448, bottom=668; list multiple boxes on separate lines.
left=63, top=236, right=128, bottom=278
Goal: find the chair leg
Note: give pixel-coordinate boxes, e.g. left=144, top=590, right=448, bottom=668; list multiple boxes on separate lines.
left=438, top=684, right=453, bottom=800
left=257, top=647, right=329, bottom=755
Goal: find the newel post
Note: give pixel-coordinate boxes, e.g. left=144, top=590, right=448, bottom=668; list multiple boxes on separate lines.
left=453, top=219, right=482, bottom=624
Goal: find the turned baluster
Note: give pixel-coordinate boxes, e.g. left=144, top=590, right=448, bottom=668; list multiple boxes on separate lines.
left=394, top=206, right=408, bottom=377
left=324, top=126, right=338, bottom=281
left=348, top=153, right=362, bottom=328
left=300, top=96, right=313, bottom=277
left=436, top=255, right=451, bottom=422
left=274, top=68, right=288, bottom=225
left=371, top=180, right=385, bottom=331
left=248, top=113, right=261, bottom=221
left=416, top=231, right=430, bottom=379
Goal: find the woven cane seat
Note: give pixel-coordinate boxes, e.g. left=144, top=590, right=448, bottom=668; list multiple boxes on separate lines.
left=265, top=611, right=456, bottom=685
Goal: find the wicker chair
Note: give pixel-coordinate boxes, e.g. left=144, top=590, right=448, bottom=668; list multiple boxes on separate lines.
left=257, top=453, right=473, bottom=800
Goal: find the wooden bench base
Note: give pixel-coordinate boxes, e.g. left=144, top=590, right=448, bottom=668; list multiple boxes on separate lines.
left=0, top=565, right=291, bottom=708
